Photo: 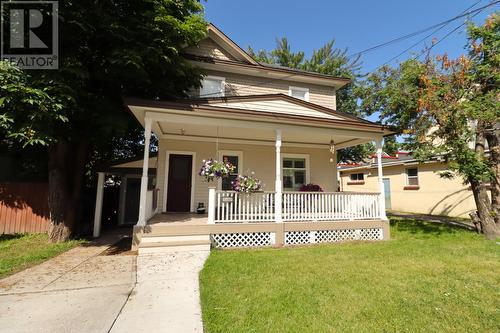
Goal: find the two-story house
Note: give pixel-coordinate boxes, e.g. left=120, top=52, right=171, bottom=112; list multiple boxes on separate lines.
left=92, top=24, right=394, bottom=252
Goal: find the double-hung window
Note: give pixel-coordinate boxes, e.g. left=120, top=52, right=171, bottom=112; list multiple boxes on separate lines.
left=283, top=155, right=308, bottom=191
left=406, top=168, right=419, bottom=186
left=200, top=76, right=225, bottom=97
left=219, top=151, right=241, bottom=190
left=289, top=86, right=309, bottom=101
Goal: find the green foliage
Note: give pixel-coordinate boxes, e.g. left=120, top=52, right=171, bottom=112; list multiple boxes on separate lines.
left=357, top=59, right=425, bottom=129
left=336, top=143, right=375, bottom=163
left=383, top=135, right=401, bottom=155
left=357, top=14, right=499, bottom=186
left=0, top=61, right=66, bottom=147
left=1, top=0, right=207, bottom=181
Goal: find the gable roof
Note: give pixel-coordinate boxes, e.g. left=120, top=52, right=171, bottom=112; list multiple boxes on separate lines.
left=184, top=24, right=351, bottom=89
left=185, top=23, right=259, bottom=65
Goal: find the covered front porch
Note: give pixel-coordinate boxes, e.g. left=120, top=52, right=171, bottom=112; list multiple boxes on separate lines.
left=124, top=96, right=392, bottom=251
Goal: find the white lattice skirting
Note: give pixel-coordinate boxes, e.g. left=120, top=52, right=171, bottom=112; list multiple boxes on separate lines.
left=211, top=228, right=384, bottom=248
left=285, top=228, right=383, bottom=245
left=211, top=232, right=274, bottom=248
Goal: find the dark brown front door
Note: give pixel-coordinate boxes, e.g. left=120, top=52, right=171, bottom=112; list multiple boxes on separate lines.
left=166, top=154, right=193, bottom=212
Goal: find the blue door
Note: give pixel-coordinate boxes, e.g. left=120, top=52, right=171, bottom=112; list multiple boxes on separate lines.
left=383, top=178, right=391, bottom=209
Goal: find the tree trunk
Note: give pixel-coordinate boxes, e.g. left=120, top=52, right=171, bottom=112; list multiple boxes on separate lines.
left=469, top=178, right=498, bottom=239
left=471, top=121, right=500, bottom=240
left=485, top=128, right=500, bottom=227
left=47, top=140, right=88, bottom=242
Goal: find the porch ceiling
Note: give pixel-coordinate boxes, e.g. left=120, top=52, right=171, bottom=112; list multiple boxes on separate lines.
left=157, top=121, right=365, bottom=148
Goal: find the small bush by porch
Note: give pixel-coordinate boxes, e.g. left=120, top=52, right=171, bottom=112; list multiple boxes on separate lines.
left=200, top=218, right=499, bottom=332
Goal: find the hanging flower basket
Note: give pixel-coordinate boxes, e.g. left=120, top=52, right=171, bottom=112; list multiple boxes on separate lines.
left=232, top=174, right=263, bottom=193
left=199, top=159, right=235, bottom=182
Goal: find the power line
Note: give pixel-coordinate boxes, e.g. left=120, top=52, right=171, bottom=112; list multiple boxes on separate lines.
left=374, top=0, right=484, bottom=70
left=347, top=0, right=499, bottom=59
left=200, top=0, right=499, bottom=98
left=415, top=8, right=484, bottom=61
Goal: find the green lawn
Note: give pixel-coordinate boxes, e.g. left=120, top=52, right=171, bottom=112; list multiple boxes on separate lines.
left=200, top=218, right=500, bottom=333
left=0, top=233, right=83, bottom=278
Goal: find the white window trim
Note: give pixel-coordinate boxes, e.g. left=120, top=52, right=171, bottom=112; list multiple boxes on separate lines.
left=282, top=153, right=310, bottom=191
left=163, top=151, right=197, bottom=213
left=200, top=75, right=226, bottom=98
left=405, top=167, right=419, bottom=186
left=217, top=150, right=243, bottom=190
left=288, top=86, right=310, bottom=102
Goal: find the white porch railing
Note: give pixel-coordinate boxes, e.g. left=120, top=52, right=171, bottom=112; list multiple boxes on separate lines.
left=214, top=191, right=276, bottom=223
left=210, top=189, right=381, bottom=223
left=282, top=192, right=380, bottom=222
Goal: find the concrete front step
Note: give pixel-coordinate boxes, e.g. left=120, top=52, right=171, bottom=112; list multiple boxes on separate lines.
left=141, top=234, right=210, bottom=243
left=138, top=239, right=211, bottom=255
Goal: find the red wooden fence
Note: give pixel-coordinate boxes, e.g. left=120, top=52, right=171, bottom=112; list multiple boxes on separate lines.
left=0, top=183, right=50, bottom=234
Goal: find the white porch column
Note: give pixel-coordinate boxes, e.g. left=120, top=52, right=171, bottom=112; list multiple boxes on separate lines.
left=137, top=118, right=152, bottom=226
left=207, top=187, right=216, bottom=224
left=93, top=172, right=105, bottom=238
left=275, top=129, right=283, bottom=223
left=376, top=138, right=388, bottom=220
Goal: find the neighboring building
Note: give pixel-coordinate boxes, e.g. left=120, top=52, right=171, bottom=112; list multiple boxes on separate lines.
left=93, top=24, right=395, bottom=252
left=338, top=151, right=477, bottom=218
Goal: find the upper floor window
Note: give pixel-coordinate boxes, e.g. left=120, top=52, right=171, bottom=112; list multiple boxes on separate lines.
left=406, top=168, right=419, bottom=186
left=289, top=86, right=309, bottom=101
left=200, top=76, right=225, bottom=97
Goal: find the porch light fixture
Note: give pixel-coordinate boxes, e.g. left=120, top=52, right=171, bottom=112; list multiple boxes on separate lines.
left=180, top=128, right=186, bottom=135
left=329, top=140, right=335, bottom=154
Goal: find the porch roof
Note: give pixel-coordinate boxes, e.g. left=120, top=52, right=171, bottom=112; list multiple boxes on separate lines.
left=126, top=95, right=394, bottom=149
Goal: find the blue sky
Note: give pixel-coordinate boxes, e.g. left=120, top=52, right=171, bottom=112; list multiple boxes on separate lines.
left=203, top=0, right=498, bottom=75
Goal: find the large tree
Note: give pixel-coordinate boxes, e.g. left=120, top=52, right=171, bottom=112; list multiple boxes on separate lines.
left=359, top=14, right=499, bottom=239
left=0, top=0, right=207, bottom=241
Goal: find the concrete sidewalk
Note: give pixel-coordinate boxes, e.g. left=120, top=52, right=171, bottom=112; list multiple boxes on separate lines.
left=0, top=229, right=210, bottom=333
left=0, top=231, right=136, bottom=333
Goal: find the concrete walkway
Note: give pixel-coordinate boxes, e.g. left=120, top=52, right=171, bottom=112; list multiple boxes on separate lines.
left=0, top=231, right=210, bottom=333
left=110, top=251, right=209, bottom=333
left=0, top=231, right=136, bottom=333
